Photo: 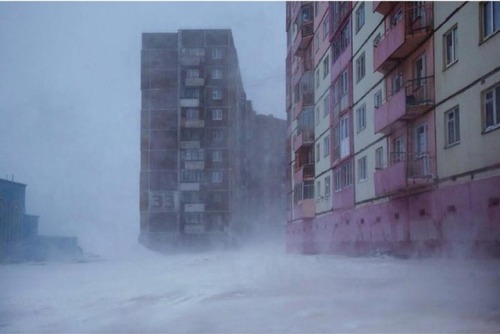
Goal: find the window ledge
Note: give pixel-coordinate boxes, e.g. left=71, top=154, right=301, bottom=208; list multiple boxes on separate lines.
left=483, top=123, right=500, bottom=135
left=443, top=59, right=458, bottom=72
left=444, top=141, right=460, bottom=149
left=480, top=29, right=500, bottom=46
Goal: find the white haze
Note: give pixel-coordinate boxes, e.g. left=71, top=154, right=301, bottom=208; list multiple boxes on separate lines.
left=1, top=242, right=500, bottom=332
left=0, top=2, right=285, bottom=256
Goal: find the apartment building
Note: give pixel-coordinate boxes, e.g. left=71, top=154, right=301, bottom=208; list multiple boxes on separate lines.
left=285, top=1, right=500, bottom=257
left=140, top=29, right=253, bottom=250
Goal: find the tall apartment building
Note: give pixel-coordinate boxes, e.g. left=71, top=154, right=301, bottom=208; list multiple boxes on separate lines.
left=286, top=1, right=500, bottom=257
left=140, top=29, right=253, bottom=250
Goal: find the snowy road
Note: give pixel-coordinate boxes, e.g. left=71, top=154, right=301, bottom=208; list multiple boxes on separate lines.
left=1, top=242, right=500, bottom=333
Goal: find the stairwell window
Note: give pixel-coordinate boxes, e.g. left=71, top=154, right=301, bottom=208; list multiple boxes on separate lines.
left=212, top=109, right=223, bottom=121
left=356, top=103, right=366, bottom=133
left=358, top=156, right=367, bottom=182
left=481, top=1, right=500, bottom=40
left=355, top=2, right=365, bottom=33
left=445, top=106, right=461, bottom=146
left=443, top=26, right=458, bottom=68
left=356, top=52, right=366, bottom=83
left=483, top=84, right=500, bottom=132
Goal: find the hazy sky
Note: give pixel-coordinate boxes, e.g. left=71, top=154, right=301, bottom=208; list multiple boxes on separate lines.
left=0, top=2, right=286, bottom=255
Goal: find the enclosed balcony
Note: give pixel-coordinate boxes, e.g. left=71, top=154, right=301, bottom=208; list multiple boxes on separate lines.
left=294, top=163, right=314, bottom=184
left=182, top=119, right=205, bottom=128
left=185, top=78, right=205, bottom=87
left=374, top=76, right=434, bottom=134
left=293, top=181, right=315, bottom=220
left=373, top=1, right=395, bottom=16
left=180, top=99, right=200, bottom=108
left=292, top=3, right=314, bottom=58
left=373, top=3, right=433, bottom=73
left=374, top=152, right=435, bottom=196
left=293, top=128, right=314, bottom=152
left=294, top=199, right=315, bottom=219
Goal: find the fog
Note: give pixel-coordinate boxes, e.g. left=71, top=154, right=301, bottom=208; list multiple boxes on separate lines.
left=0, top=2, right=285, bottom=256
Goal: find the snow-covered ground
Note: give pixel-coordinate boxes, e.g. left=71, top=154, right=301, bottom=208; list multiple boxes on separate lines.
left=1, top=241, right=500, bottom=333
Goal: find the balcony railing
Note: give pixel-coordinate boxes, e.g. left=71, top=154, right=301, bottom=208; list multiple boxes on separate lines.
left=373, top=3, right=433, bottom=73
left=293, top=128, right=314, bottom=152
left=374, top=76, right=434, bottom=134
left=374, top=152, right=434, bottom=196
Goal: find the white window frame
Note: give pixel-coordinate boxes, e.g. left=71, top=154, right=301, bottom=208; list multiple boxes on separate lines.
left=316, top=180, right=321, bottom=198
left=212, top=48, right=223, bottom=59
left=340, top=70, right=348, bottom=96
left=324, top=176, right=331, bottom=198
left=445, top=106, right=460, bottom=147
left=315, top=106, right=320, bottom=125
left=212, top=68, right=223, bottom=80
left=340, top=116, right=349, bottom=158
left=358, top=156, right=367, bottom=182
left=323, top=55, right=330, bottom=78
left=482, top=1, right=500, bottom=39
left=356, top=103, right=366, bottom=133
left=212, top=170, right=223, bottom=183
left=483, top=84, right=500, bottom=131
left=316, top=143, right=321, bottom=162
left=356, top=52, right=366, bottom=83
left=393, top=136, right=405, bottom=163
left=212, top=109, right=223, bottom=121
left=186, top=108, right=199, bottom=120
left=212, top=88, right=222, bottom=100
left=355, top=2, right=365, bottom=33
left=323, top=94, right=329, bottom=117
left=375, top=147, right=384, bottom=169
left=342, top=163, right=352, bottom=187
left=334, top=169, right=342, bottom=191
left=374, top=90, right=383, bottom=108
left=186, top=68, right=199, bottom=78
left=323, top=135, right=330, bottom=157
left=443, top=25, right=458, bottom=68
left=212, top=150, right=222, bottom=162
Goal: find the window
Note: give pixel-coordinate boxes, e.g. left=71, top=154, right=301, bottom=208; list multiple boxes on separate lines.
left=340, top=70, right=348, bottom=96
left=212, top=88, right=222, bottom=100
left=341, top=22, right=350, bottom=50
left=323, top=94, right=329, bottom=117
left=315, top=34, right=319, bottom=52
left=334, top=169, right=342, bottom=191
left=355, top=2, right=365, bottom=33
left=358, top=156, right=367, bottom=182
left=322, top=16, right=330, bottom=40
left=323, top=55, right=330, bottom=78
left=212, top=48, right=223, bottom=59
left=482, top=1, right=500, bottom=39
left=483, top=84, right=500, bottom=131
left=316, top=143, right=321, bottom=162
left=182, top=149, right=204, bottom=161
left=316, top=181, right=321, bottom=198
left=212, top=68, right=223, bottom=79
left=212, top=170, right=223, bottom=183
left=181, top=170, right=204, bottom=182
left=212, top=150, right=222, bottom=162
left=392, top=73, right=403, bottom=94
left=443, top=26, right=458, bottom=67
left=324, top=176, right=331, bottom=198
left=323, top=135, right=330, bottom=157
left=184, top=88, right=200, bottom=98
left=340, top=116, right=349, bottom=158
left=315, top=69, right=320, bottom=88
left=356, top=52, right=366, bottom=82
left=375, top=147, right=384, bottom=169
left=212, top=109, right=223, bottom=120
left=342, top=163, right=352, bottom=186
left=445, top=106, right=461, bottom=146
left=393, top=136, right=405, bottom=163
left=314, top=2, right=318, bottom=17
left=315, top=106, right=320, bottom=125
left=186, top=69, right=199, bottom=78
left=213, top=129, right=223, bottom=141
left=356, top=104, right=366, bottom=133
left=186, top=108, right=199, bottom=120
left=374, top=90, right=383, bottom=108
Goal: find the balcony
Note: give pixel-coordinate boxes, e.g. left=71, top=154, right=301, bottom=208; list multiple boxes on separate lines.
left=373, top=4, right=433, bottom=73
left=185, top=78, right=205, bottom=87
left=184, top=161, right=205, bottom=169
left=180, top=141, right=200, bottom=149
left=180, top=99, right=199, bottom=108
left=373, top=1, right=395, bottom=16
left=294, top=163, right=314, bottom=183
left=292, top=4, right=314, bottom=58
left=374, top=76, right=434, bottom=134
left=293, top=128, right=314, bottom=152
left=182, top=119, right=205, bottom=128
left=374, top=152, right=435, bottom=196
left=180, top=56, right=205, bottom=67
left=294, top=199, right=315, bottom=219
left=184, top=203, right=204, bottom=212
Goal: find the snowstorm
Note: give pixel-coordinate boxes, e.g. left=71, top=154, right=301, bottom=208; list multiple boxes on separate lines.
left=1, top=1, right=500, bottom=333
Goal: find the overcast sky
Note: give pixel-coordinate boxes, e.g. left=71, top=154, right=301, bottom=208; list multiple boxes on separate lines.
left=0, top=2, right=286, bottom=256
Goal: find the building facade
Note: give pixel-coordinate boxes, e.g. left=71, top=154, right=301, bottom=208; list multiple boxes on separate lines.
left=140, top=29, right=255, bottom=250
left=286, top=1, right=500, bottom=257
